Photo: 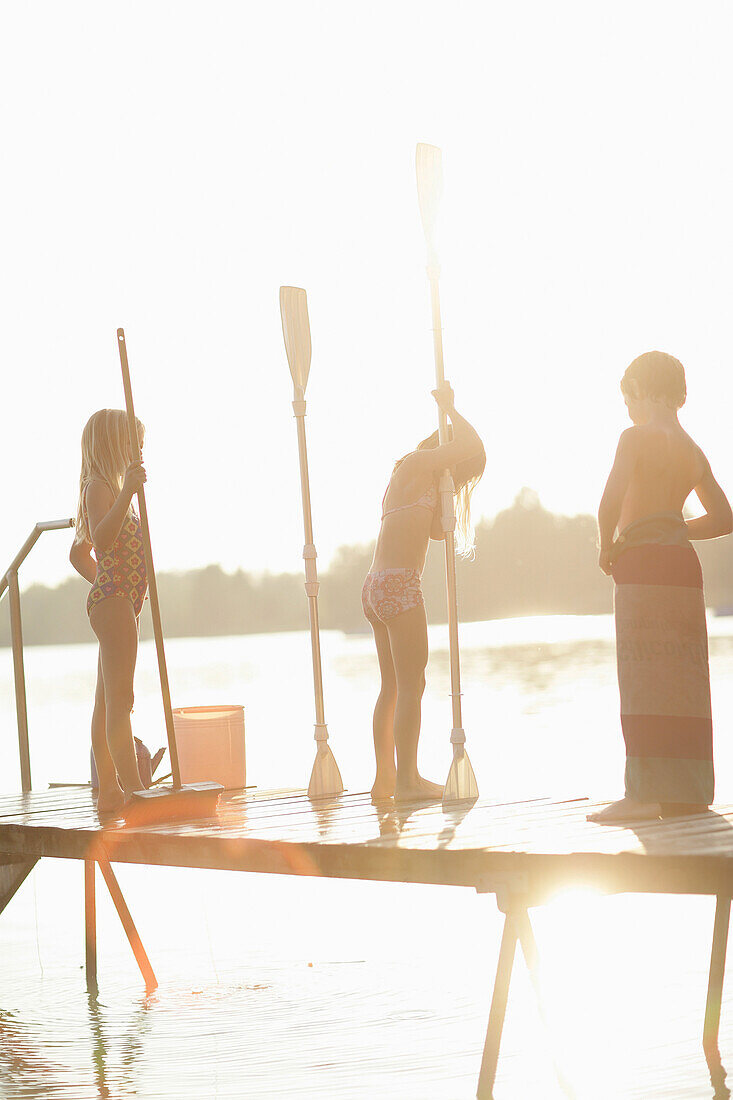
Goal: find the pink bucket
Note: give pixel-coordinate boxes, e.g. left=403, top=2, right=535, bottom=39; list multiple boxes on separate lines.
left=172, top=705, right=246, bottom=791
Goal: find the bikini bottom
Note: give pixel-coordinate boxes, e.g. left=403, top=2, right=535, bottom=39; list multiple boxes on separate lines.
left=361, top=568, right=424, bottom=625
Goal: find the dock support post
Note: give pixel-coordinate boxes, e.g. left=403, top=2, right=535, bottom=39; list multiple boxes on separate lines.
left=97, top=859, right=157, bottom=992
left=85, top=860, right=97, bottom=991
left=0, top=855, right=38, bottom=916
left=477, top=913, right=518, bottom=1099
left=704, top=894, right=731, bottom=1100
left=515, top=908, right=575, bottom=1098
left=476, top=891, right=574, bottom=1100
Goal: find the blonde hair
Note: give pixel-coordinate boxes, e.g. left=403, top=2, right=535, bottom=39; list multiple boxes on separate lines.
left=396, top=430, right=486, bottom=558
left=453, top=468, right=483, bottom=558
left=74, top=409, right=144, bottom=544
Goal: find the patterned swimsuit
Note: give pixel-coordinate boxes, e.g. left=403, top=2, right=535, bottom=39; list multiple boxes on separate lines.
left=87, top=510, right=148, bottom=619
left=361, top=482, right=438, bottom=624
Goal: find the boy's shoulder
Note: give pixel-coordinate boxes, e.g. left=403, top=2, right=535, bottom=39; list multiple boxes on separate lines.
left=618, top=422, right=696, bottom=447
left=615, top=424, right=645, bottom=452
left=618, top=423, right=709, bottom=474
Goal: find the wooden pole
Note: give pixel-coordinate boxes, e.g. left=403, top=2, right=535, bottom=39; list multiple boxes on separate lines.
left=704, top=894, right=731, bottom=1098
left=85, top=860, right=97, bottom=991
left=97, top=858, right=157, bottom=992
left=477, top=914, right=517, bottom=1098
left=0, top=856, right=38, bottom=916
left=116, top=328, right=182, bottom=789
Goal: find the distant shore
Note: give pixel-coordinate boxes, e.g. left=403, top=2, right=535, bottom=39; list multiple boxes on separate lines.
left=3, top=490, right=731, bottom=648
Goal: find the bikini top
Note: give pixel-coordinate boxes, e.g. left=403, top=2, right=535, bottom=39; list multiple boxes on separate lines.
left=381, top=482, right=438, bottom=520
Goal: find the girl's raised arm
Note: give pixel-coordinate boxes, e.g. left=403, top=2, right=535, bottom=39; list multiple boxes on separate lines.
left=413, top=383, right=485, bottom=476
left=86, top=462, right=146, bottom=552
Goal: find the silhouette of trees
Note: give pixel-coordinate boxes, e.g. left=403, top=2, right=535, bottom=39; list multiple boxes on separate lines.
left=2, top=491, right=731, bottom=647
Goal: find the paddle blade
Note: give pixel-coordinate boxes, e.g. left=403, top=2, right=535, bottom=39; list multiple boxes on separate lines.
left=415, top=143, right=443, bottom=247
left=279, top=286, right=312, bottom=392
left=308, top=742, right=344, bottom=799
left=442, top=748, right=479, bottom=805
left=120, top=782, right=222, bottom=826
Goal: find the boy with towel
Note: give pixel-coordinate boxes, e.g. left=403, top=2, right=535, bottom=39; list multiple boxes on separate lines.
left=590, top=351, right=732, bottom=823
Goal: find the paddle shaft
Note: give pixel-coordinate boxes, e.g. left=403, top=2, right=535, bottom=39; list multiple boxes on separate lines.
left=427, top=270, right=463, bottom=733
left=116, top=329, right=182, bottom=788
left=293, top=395, right=326, bottom=729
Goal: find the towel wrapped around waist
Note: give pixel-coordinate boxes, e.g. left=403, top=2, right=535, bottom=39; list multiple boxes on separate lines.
left=611, top=512, right=714, bottom=806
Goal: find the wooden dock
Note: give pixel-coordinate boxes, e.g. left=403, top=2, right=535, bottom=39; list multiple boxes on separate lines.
left=2, top=786, right=733, bottom=1099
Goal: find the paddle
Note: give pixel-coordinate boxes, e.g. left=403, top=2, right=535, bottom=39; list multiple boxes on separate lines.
left=279, top=288, right=344, bottom=799
left=415, top=144, right=479, bottom=804
left=116, top=329, right=222, bottom=821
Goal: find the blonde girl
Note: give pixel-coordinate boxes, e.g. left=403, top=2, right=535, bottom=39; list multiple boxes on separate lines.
left=362, top=382, right=485, bottom=801
left=69, top=409, right=147, bottom=815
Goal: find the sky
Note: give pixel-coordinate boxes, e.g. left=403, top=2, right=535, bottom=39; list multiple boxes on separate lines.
left=2, top=1, right=733, bottom=590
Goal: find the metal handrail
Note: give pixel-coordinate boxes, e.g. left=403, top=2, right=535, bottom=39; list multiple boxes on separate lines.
left=1, top=519, right=75, bottom=792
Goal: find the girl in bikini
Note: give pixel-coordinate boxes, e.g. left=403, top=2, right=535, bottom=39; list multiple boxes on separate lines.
left=69, top=410, right=148, bottom=815
left=362, top=382, right=485, bottom=801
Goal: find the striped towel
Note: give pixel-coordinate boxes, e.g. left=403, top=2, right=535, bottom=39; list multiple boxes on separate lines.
left=612, top=513, right=714, bottom=807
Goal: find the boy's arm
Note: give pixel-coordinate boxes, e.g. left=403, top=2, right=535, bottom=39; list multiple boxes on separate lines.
left=687, top=460, right=733, bottom=540
left=597, top=429, right=638, bottom=574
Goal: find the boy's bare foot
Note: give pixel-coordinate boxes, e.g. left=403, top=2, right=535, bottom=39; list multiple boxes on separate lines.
left=587, top=797, right=662, bottom=824
left=660, top=802, right=710, bottom=818
left=394, top=775, right=444, bottom=803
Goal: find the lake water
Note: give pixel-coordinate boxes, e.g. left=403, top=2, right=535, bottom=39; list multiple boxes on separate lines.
left=3, top=614, right=733, bottom=1098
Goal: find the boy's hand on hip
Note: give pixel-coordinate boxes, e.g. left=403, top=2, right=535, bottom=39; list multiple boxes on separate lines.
left=598, top=549, right=613, bottom=576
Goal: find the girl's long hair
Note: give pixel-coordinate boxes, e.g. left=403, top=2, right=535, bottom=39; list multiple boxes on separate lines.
left=74, top=409, right=144, bottom=544
left=394, top=429, right=486, bottom=558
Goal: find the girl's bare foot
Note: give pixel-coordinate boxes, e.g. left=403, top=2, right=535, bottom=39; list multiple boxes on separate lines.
left=394, top=775, right=444, bottom=802
left=96, top=783, right=126, bottom=816
left=371, top=769, right=397, bottom=801
left=587, top=797, right=661, bottom=824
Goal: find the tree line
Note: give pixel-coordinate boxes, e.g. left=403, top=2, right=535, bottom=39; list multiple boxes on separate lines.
left=3, top=488, right=732, bottom=648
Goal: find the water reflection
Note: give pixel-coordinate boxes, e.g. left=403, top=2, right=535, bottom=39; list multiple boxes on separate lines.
left=460, top=639, right=615, bottom=696
left=0, top=1010, right=68, bottom=1098
left=87, top=991, right=153, bottom=1099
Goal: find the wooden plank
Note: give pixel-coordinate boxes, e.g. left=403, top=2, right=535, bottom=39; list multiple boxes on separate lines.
left=3, top=789, right=733, bottom=902
left=1, top=819, right=733, bottom=900
left=0, top=788, right=722, bottom=855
